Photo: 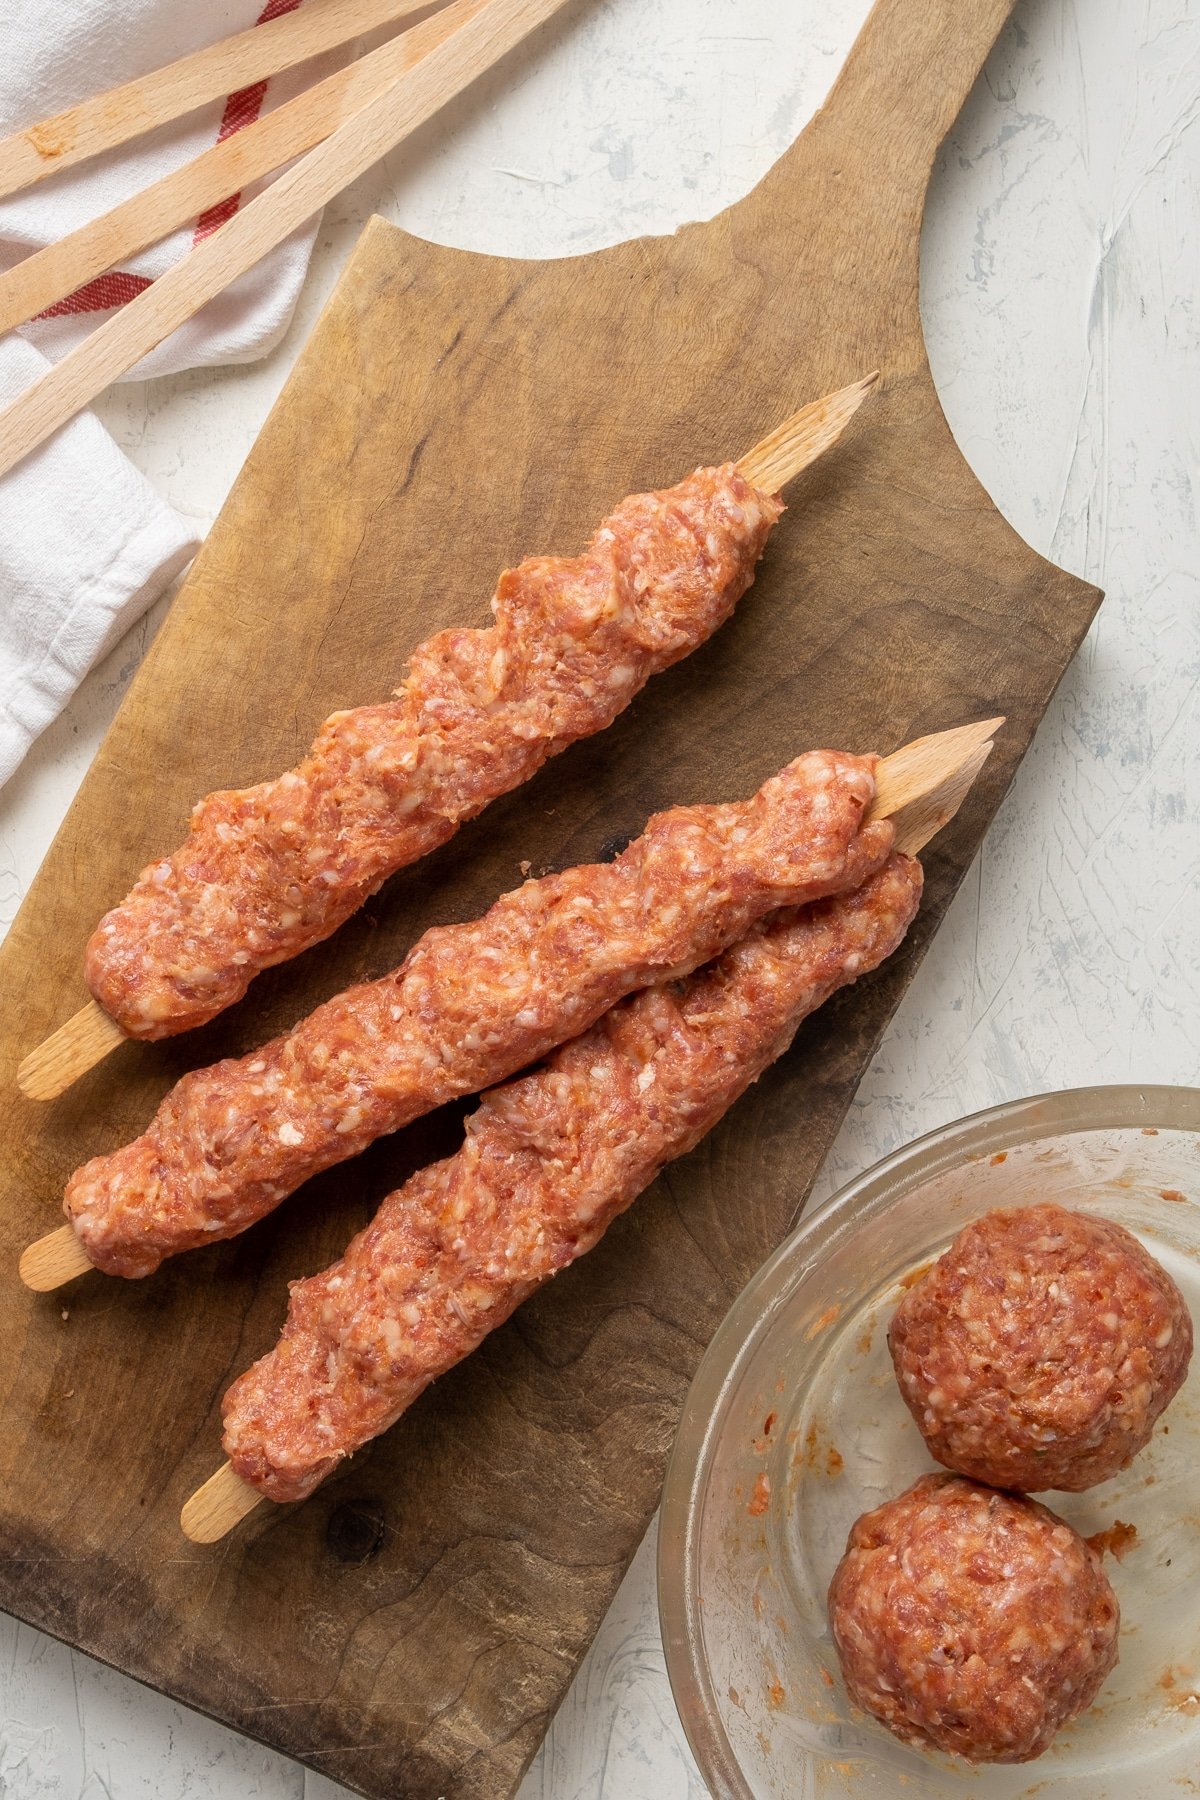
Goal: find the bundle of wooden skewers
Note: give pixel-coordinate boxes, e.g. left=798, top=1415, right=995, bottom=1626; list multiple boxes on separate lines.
left=0, top=0, right=586, bottom=477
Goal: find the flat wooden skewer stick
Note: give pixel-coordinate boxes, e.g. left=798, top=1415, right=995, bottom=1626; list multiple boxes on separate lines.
left=0, top=0, right=578, bottom=481
left=889, top=739, right=994, bottom=857
left=179, top=730, right=998, bottom=1545
left=737, top=370, right=878, bottom=490
left=16, top=376, right=878, bottom=1107
left=17, top=1004, right=125, bottom=1105
left=18, top=1228, right=94, bottom=1292
left=0, top=0, right=448, bottom=201
left=18, top=718, right=1000, bottom=1304
left=867, top=715, right=1002, bottom=834
left=0, top=0, right=483, bottom=337
left=182, top=1462, right=265, bottom=1544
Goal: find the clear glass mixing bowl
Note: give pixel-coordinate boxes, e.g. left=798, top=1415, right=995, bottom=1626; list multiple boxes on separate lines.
left=658, top=1086, right=1200, bottom=1799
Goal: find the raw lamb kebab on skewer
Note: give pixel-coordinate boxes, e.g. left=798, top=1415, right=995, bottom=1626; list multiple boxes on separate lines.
left=187, top=851, right=923, bottom=1537
left=19, top=377, right=877, bottom=1101
left=56, top=749, right=892, bottom=1280
left=21, top=716, right=1007, bottom=1296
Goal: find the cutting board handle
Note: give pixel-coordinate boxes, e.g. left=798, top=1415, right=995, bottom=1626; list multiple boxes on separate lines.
left=751, top=0, right=1016, bottom=289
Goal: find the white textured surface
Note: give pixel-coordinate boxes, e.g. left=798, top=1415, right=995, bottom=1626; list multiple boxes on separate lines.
left=2, top=0, right=1198, bottom=1793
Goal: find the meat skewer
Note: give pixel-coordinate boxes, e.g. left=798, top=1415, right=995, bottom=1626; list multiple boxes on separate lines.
left=19, top=718, right=999, bottom=1296
left=17, top=377, right=876, bottom=1104
left=57, top=750, right=888, bottom=1279
left=183, top=842, right=936, bottom=1542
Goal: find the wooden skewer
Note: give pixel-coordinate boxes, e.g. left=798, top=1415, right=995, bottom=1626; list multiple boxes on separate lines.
left=17, top=1003, right=126, bottom=1104
left=0, top=0, right=579, bottom=481
left=16, top=375, right=878, bottom=1103
left=0, top=0, right=483, bottom=337
left=867, top=715, right=1003, bottom=828
left=889, top=738, right=993, bottom=856
left=179, top=722, right=998, bottom=1544
left=18, top=1227, right=94, bottom=1292
left=18, top=716, right=1001, bottom=1301
left=181, top=1462, right=264, bottom=1543
left=737, top=370, right=878, bottom=490
left=0, top=0, right=447, bottom=202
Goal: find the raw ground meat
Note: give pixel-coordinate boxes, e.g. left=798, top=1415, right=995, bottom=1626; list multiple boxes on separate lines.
left=888, top=1203, right=1192, bottom=1491
left=66, top=750, right=886, bottom=1278
left=223, top=855, right=922, bottom=1501
left=828, top=1473, right=1119, bottom=1763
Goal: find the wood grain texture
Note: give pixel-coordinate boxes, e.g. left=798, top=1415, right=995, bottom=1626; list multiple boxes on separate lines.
left=0, top=1, right=1100, bottom=1796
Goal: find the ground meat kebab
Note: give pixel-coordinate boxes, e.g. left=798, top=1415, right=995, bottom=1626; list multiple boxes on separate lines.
left=223, top=854, right=922, bottom=1502
left=86, top=466, right=781, bottom=1040
left=889, top=1202, right=1192, bottom=1490
left=829, top=1473, right=1120, bottom=1763
left=66, top=749, right=889, bottom=1278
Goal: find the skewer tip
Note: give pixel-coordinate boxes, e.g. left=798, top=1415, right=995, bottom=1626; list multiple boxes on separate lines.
left=181, top=1462, right=264, bottom=1543
left=870, top=715, right=1004, bottom=826
left=738, top=369, right=881, bottom=492
left=18, top=1000, right=126, bottom=1101
left=19, top=1225, right=94, bottom=1291
left=891, top=738, right=994, bottom=856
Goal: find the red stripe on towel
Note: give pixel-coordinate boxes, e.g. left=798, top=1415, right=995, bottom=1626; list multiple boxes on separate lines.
left=38, top=0, right=305, bottom=315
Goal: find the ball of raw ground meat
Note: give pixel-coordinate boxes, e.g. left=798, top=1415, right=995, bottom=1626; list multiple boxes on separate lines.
left=828, top=1474, right=1119, bottom=1763
left=888, top=1203, right=1192, bottom=1492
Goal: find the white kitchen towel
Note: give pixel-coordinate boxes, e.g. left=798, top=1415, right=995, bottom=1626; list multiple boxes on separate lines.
left=0, top=0, right=342, bottom=378
left=0, top=336, right=199, bottom=787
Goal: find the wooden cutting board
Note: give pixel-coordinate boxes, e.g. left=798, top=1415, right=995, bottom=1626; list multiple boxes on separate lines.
left=0, top=2, right=1100, bottom=1795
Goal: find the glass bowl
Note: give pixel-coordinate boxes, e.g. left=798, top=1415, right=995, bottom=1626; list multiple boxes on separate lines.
left=658, top=1086, right=1200, bottom=1799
